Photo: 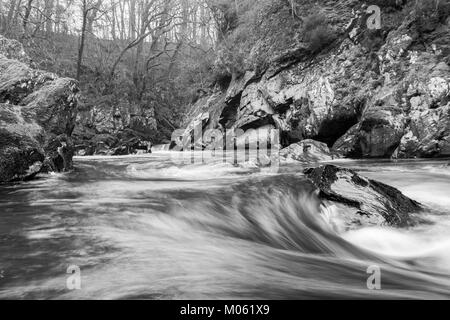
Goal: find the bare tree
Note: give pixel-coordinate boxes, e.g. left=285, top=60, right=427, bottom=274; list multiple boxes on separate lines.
left=76, top=0, right=102, bottom=80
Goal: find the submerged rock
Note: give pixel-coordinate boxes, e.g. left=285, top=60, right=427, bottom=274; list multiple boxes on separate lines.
left=304, top=165, right=422, bottom=228
left=0, top=35, right=78, bottom=183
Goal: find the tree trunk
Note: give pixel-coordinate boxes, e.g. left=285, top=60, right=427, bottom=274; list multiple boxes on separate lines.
left=111, top=0, right=117, bottom=40
left=129, top=0, right=136, bottom=39
left=76, top=1, right=89, bottom=81
left=22, top=0, right=34, bottom=33
left=44, top=0, right=55, bottom=33
left=6, top=0, right=18, bottom=34
left=7, top=0, right=17, bottom=25
left=12, top=0, right=22, bottom=29
left=86, top=0, right=102, bottom=34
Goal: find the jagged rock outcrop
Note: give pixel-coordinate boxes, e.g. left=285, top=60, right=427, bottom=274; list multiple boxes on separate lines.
left=334, top=10, right=450, bottom=158
left=73, top=97, right=157, bottom=156
left=176, top=1, right=450, bottom=159
left=280, top=139, right=339, bottom=163
left=0, top=35, right=78, bottom=183
left=0, top=34, right=32, bottom=64
left=304, top=165, right=422, bottom=228
left=171, top=92, right=226, bottom=151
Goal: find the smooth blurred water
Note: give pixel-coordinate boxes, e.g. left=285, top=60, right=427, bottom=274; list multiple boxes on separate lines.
left=0, top=153, right=449, bottom=299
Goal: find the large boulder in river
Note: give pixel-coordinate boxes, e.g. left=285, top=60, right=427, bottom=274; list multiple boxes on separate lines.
left=0, top=35, right=78, bottom=183
left=304, top=165, right=422, bottom=228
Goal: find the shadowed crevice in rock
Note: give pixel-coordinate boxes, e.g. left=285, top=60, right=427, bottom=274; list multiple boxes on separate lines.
left=313, top=114, right=361, bottom=147
left=219, top=93, right=241, bottom=129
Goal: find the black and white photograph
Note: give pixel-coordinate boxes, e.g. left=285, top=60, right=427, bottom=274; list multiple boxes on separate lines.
left=0, top=0, right=450, bottom=304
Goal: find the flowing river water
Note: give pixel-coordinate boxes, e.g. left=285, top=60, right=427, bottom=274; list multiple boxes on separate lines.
left=0, top=152, right=450, bottom=299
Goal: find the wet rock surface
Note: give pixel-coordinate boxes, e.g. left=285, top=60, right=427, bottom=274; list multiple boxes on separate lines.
left=0, top=35, right=78, bottom=183
left=73, top=102, right=157, bottom=156
left=304, top=165, right=423, bottom=228
left=178, top=2, right=449, bottom=159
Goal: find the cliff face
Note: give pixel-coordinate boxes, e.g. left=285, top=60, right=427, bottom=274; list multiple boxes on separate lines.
left=0, top=35, right=79, bottom=183
left=178, top=0, right=450, bottom=159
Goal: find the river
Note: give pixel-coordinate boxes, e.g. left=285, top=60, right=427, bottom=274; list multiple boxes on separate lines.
left=0, top=153, right=450, bottom=299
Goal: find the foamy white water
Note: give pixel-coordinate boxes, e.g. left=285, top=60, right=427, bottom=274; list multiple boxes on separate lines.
left=0, top=155, right=449, bottom=299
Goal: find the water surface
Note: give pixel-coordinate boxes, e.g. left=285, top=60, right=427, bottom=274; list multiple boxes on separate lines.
left=0, top=153, right=449, bottom=299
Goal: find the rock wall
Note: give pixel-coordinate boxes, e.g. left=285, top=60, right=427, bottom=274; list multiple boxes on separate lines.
left=0, top=35, right=79, bottom=183
left=178, top=1, right=450, bottom=159
left=73, top=100, right=157, bottom=156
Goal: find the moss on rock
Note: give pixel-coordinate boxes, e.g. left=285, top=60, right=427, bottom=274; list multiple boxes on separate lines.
left=0, top=34, right=79, bottom=183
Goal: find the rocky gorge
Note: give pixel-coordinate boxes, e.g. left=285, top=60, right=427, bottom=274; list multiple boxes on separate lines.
left=0, top=0, right=448, bottom=226
left=177, top=0, right=450, bottom=160
left=1, top=0, right=450, bottom=300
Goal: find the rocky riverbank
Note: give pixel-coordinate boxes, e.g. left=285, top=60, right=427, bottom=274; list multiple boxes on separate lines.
left=176, top=1, right=450, bottom=159
left=0, top=35, right=79, bottom=183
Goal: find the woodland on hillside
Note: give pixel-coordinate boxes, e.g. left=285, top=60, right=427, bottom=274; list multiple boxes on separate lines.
left=0, top=0, right=448, bottom=145
left=0, top=0, right=223, bottom=143
left=0, top=0, right=340, bottom=142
